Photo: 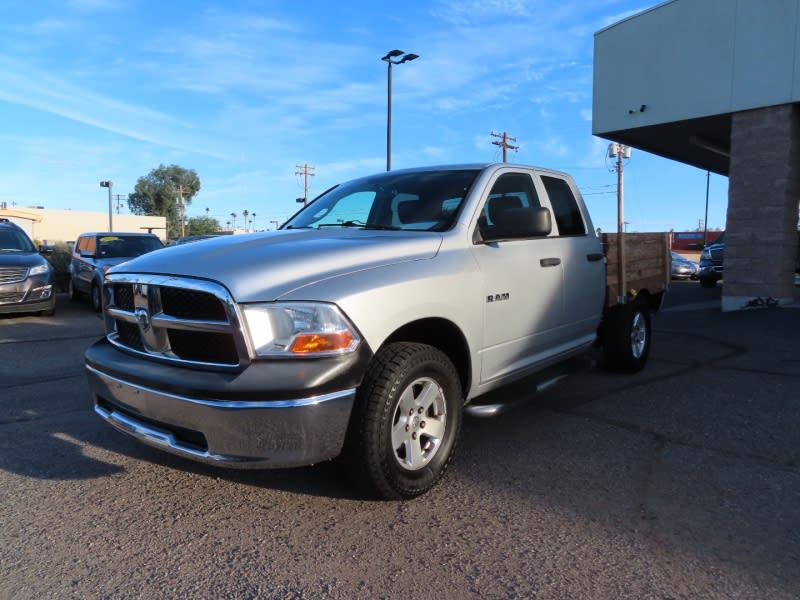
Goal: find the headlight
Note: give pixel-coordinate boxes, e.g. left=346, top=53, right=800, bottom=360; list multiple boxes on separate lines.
left=242, top=302, right=361, bottom=357
left=28, top=263, right=51, bottom=276
left=700, top=249, right=711, bottom=260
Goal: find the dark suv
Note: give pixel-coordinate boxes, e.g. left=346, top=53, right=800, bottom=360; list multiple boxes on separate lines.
left=69, top=232, right=164, bottom=311
left=698, top=232, right=725, bottom=288
left=0, top=218, right=56, bottom=316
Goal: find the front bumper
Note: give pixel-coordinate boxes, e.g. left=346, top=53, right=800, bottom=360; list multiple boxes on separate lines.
left=0, top=280, right=55, bottom=315
left=698, top=265, right=723, bottom=281
left=85, top=338, right=371, bottom=468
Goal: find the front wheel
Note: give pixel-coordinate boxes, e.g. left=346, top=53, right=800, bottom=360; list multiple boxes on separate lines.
left=68, top=278, right=80, bottom=302
left=601, top=300, right=651, bottom=373
left=699, top=277, right=717, bottom=288
left=344, top=342, right=463, bottom=500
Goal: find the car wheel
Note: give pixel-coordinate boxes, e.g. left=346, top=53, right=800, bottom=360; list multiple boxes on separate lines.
left=68, top=279, right=80, bottom=301
left=699, top=277, right=717, bottom=288
left=601, top=299, right=651, bottom=373
left=91, top=283, right=102, bottom=312
left=344, top=342, right=462, bottom=500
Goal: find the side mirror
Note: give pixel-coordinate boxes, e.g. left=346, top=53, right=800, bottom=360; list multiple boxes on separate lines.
left=479, top=206, right=552, bottom=243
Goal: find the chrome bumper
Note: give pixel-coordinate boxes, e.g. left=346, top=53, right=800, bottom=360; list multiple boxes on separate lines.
left=87, top=365, right=356, bottom=468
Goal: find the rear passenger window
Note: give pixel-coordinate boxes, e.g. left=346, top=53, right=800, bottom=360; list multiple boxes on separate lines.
left=541, top=176, right=586, bottom=236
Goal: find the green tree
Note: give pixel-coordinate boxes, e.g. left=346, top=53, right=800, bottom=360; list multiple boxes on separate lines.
left=128, top=164, right=201, bottom=238
left=185, top=216, right=221, bottom=235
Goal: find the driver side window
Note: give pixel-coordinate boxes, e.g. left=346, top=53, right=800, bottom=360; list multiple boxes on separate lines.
left=480, top=172, right=540, bottom=228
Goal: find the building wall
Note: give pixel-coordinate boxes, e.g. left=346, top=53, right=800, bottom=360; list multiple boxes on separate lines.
left=593, top=0, right=800, bottom=136
left=671, top=231, right=723, bottom=251
left=0, top=209, right=167, bottom=243
left=724, top=104, right=800, bottom=310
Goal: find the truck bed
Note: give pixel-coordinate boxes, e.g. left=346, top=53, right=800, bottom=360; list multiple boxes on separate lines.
left=602, top=232, right=671, bottom=307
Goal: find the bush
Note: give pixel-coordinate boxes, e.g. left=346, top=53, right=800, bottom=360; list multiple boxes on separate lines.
left=43, top=241, right=72, bottom=293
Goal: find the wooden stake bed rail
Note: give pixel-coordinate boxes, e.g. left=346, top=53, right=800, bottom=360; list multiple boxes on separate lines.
left=602, top=232, right=671, bottom=307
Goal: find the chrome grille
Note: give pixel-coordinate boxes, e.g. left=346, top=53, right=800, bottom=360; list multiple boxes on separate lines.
left=0, top=267, right=27, bottom=284
left=709, top=247, right=724, bottom=264
left=105, top=275, right=245, bottom=369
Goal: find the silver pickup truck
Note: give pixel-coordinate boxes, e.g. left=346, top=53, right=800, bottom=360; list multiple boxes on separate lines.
left=85, top=163, right=669, bottom=499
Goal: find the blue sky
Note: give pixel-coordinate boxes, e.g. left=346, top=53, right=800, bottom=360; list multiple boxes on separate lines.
left=0, top=0, right=728, bottom=234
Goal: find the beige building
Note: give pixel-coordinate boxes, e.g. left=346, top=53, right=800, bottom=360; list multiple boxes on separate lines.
left=0, top=207, right=167, bottom=244
left=593, top=0, right=800, bottom=310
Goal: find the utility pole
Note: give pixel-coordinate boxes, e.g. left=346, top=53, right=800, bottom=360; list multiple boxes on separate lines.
left=177, top=184, right=185, bottom=238
left=295, top=164, right=315, bottom=206
left=113, top=194, right=124, bottom=214
left=608, top=143, right=632, bottom=303
left=491, top=131, right=519, bottom=162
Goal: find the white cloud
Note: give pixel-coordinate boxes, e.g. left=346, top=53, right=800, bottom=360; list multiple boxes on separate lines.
left=580, top=136, right=612, bottom=169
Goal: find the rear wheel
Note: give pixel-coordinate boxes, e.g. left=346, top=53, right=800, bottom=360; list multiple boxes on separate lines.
left=602, top=299, right=651, bottom=373
left=344, top=342, right=462, bottom=499
left=91, top=283, right=102, bottom=312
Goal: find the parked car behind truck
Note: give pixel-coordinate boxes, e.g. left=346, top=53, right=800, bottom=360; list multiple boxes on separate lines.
left=69, top=232, right=164, bottom=311
left=698, top=232, right=725, bottom=288
left=0, top=218, right=56, bottom=316
left=84, top=163, right=670, bottom=499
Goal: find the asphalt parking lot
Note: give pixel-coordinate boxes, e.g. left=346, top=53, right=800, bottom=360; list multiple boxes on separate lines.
left=1, top=283, right=799, bottom=599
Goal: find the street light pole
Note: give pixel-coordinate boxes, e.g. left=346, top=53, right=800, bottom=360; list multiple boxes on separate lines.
left=100, top=180, right=113, bottom=231
left=703, top=170, right=710, bottom=247
left=382, top=49, right=419, bottom=171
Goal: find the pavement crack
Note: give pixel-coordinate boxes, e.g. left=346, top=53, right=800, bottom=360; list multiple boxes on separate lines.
left=0, top=371, right=84, bottom=390
left=0, top=406, right=87, bottom=426
left=549, top=407, right=800, bottom=474
left=636, top=433, right=666, bottom=526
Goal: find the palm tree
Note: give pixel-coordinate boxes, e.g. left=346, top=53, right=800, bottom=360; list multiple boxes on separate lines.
left=230, top=212, right=237, bottom=229
left=251, top=212, right=257, bottom=231
left=242, top=209, right=249, bottom=232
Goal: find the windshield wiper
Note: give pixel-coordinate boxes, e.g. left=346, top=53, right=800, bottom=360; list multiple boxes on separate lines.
left=363, top=223, right=400, bottom=230
left=317, top=220, right=366, bottom=228
left=316, top=220, right=400, bottom=230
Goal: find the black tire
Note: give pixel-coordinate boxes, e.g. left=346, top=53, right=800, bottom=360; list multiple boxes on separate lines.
left=91, top=283, right=102, bottom=312
left=699, top=277, right=717, bottom=289
left=601, top=299, right=651, bottom=373
left=68, top=278, right=80, bottom=302
left=344, top=342, right=463, bottom=500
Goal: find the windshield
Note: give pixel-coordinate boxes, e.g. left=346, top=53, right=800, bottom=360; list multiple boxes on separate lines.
left=0, top=228, right=37, bottom=252
left=284, top=169, right=480, bottom=232
left=96, top=236, right=164, bottom=258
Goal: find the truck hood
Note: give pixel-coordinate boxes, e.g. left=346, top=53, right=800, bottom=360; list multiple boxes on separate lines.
left=110, top=229, right=443, bottom=302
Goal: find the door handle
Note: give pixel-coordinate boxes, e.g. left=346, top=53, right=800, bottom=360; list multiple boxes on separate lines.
left=586, top=253, right=605, bottom=262
left=540, top=257, right=561, bottom=267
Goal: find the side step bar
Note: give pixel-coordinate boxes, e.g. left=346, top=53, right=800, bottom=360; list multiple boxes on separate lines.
left=464, top=356, right=593, bottom=418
